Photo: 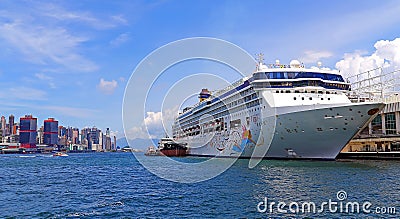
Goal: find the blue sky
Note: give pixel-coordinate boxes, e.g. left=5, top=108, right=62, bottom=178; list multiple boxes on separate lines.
left=1, top=0, right=400, bottom=139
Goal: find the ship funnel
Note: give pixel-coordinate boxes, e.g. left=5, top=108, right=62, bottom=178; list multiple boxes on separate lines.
left=199, top=89, right=211, bottom=102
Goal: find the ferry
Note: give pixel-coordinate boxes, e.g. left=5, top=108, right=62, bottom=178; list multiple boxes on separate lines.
left=171, top=55, right=385, bottom=159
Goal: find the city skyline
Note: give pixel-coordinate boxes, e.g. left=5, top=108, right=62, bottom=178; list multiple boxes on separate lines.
left=0, top=113, right=118, bottom=151
left=1, top=1, right=400, bottom=140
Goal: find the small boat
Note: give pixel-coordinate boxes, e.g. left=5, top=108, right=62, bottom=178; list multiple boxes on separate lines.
left=144, top=145, right=159, bottom=156
left=53, top=152, right=69, bottom=157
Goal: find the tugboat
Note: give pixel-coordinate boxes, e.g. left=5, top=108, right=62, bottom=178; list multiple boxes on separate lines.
left=158, top=137, right=187, bottom=157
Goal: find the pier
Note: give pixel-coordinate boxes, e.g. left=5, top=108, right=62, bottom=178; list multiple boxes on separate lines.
left=339, top=66, right=400, bottom=159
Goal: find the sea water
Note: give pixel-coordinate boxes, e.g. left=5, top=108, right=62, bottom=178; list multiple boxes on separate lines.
left=0, top=152, right=399, bottom=218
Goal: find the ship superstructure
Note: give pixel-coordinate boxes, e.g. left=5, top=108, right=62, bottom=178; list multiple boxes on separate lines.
left=171, top=55, right=384, bottom=159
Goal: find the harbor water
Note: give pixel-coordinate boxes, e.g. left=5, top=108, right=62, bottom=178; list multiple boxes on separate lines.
left=0, top=152, right=399, bottom=218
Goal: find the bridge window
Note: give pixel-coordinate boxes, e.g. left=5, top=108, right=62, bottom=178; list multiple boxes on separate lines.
left=259, top=72, right=345, bottom=82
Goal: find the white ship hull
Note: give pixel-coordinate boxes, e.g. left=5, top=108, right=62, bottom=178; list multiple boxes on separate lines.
left=181, top=102, right=383, bottom=159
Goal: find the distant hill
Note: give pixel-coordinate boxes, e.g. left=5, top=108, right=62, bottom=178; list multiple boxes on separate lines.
left=116, top=137, right=159, bottom=150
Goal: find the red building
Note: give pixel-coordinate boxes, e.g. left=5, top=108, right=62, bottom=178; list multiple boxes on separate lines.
left=19, top=115, right=37, bottom=148
left=44, top=118, right=58, bottom=146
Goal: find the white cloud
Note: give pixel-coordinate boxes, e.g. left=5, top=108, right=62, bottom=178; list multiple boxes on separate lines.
left=40, top=106, right=99, bottom=118
left=126, top=126, right=149, bottom=140
left=33, top=2, right=127, bottom=29
left=97, top=78, right=118, bottom=95
left=301, top=50, right=333, bottom=64
left=111, top=15, right=128, bottom=25
left=0, top=2, right=127, bottom=73
left=125, top=106, right=179, bottom=140
left=35, top=73, right=52, bottom=81
left=374, top=38, right=400, bottom=65
left=35, top=73, right=56, bottom=88
left=335, top=38, right=400, bottom=79
left=119, top=77, right=126, bottom=82
left=0, top=19, right=98, bottom=72
left=5, top=87, right=47, bottom=101
left=110, top=33, right=130, bottom=47
left=110, top=130, right=122, bottom=138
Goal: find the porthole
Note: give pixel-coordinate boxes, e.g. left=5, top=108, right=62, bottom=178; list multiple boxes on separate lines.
left=294, top=97, right=297, bottom=100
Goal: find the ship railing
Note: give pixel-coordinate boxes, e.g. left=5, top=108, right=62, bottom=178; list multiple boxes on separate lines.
left=345, top=66, right=400, bottom=102
left=212, top=78, right=246, bottom=98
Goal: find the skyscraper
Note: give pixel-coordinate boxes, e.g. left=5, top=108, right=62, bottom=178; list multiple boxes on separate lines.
left=104, top=127, right=111, bottom=151
left=1, top=116, right=6, bottom=137
left=19, top=115, right=37, bottom=148
left=44, top=118, right=58, bottom=146
left=113, top=135, right=117, bottom=150
left=9, top=114, right=14, bottom=135
left=72, top=128, right=79, bottom=144
left=58, top=126, right=66, bottom=137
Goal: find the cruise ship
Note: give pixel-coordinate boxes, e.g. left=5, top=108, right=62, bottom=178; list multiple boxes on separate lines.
left=171, top=55, right=385, bottom=159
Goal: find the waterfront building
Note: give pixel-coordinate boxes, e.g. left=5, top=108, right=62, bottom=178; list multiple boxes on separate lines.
left=3, top=135, right=19, bottom=144
left=72, top=128, right=79, bottom=144
left=342, top=96, right=400, bottom=153
left=9, top=114, right=14, bottom=135
left=37, top=126, right=44, bottom=144
left=44, top=118, right=58, bottom=146
left=59, top=126, right=66, bottom=137
left=58, top=136, right=67, bottom=147
left=0, top=130, right=4, bottom=143
left=341, top=66, right=400, bottom=154
left=5, top=124, right=10, bottom=136
left=113, top=135, right=117, bottom=150
left=81, top=128, right=90, bottom=145
left=89, top=127, right=100, bottom=145
left=81, top=127, right=102, bottom=151
left=19, top=115, right=37, bottom=148
left=103, top=128, right=112, bottom=151
left=13, top=123, right=18, bottom=136
left=1, top=116, right=5, bottom=137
